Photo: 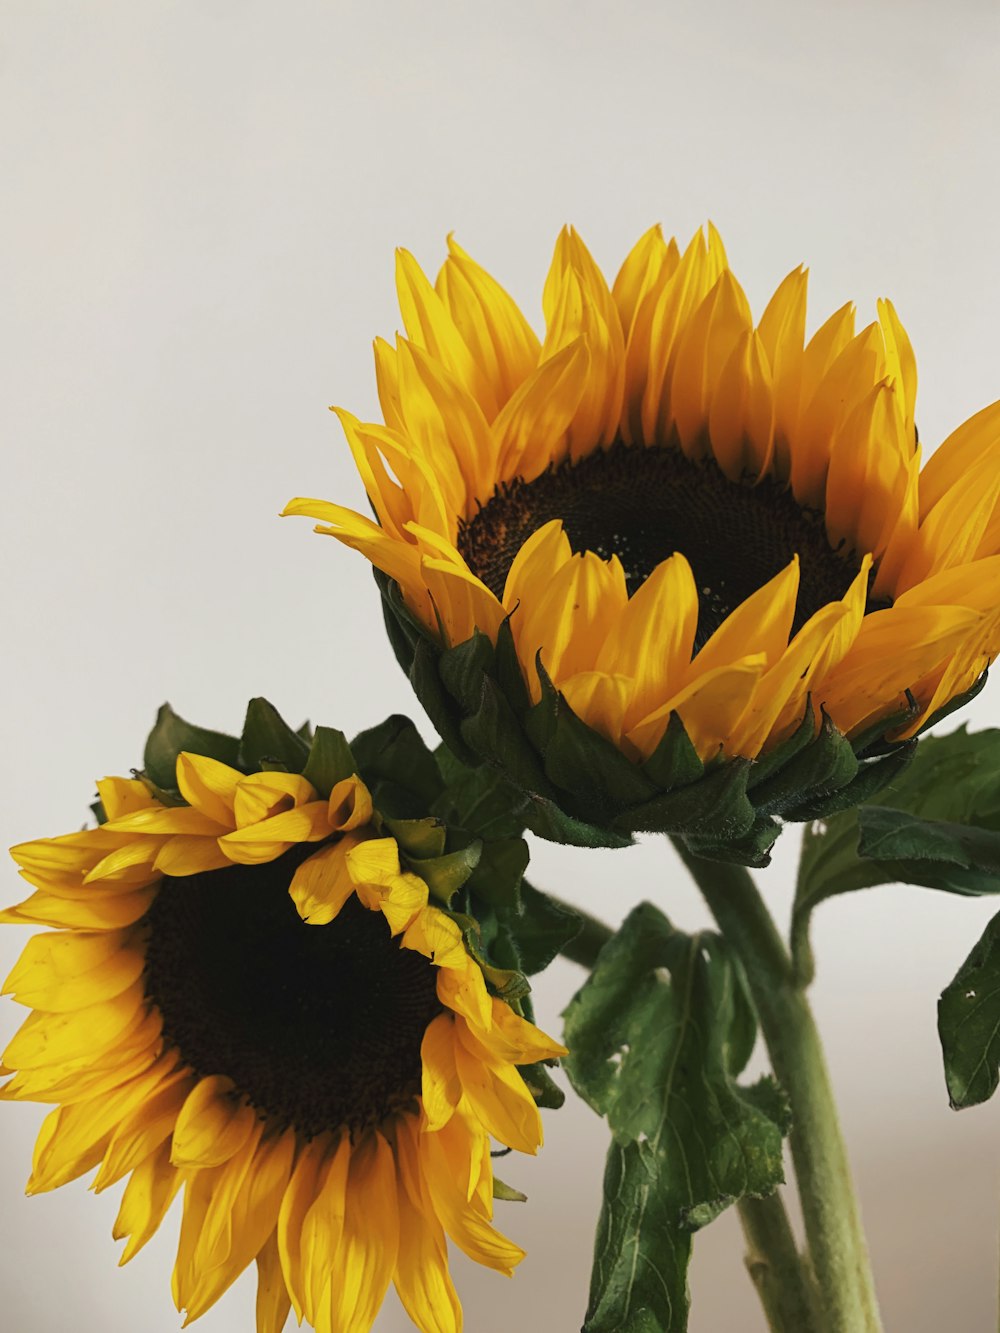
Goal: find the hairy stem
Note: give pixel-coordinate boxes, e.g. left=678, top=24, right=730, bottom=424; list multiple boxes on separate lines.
left=738, top=1192, right=822, bottom=1333
left=671, top=839, right=882, bottom=1333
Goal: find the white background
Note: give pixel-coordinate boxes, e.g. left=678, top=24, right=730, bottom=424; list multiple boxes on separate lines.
left=3, top=2, right=1000, bottom=1329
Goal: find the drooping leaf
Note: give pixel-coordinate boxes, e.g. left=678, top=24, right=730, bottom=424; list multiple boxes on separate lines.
left=564, top=903, right=786, bottom=1333
left=938, top=908, right=1000, bottom=1109
left=143, top=703, right=241, bottom=792
left=793, top=726, right=1000, bottom=982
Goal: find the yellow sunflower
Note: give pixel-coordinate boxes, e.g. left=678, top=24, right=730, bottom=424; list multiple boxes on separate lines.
left=2, top=740, right=564, bottom=1332
left=285, top=226, right=1000, bottom=857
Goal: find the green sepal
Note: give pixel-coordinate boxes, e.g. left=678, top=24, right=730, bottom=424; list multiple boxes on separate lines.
left=409, top=637, right=479, bottom=767
left=239, top=698, right=310, bottom=773
left=432, top=745, right=525, bottom=840
left=382, top=815, right=447, bottom=860
left=460, top=676, right=554, bottom=800
left=350, top=715, right=444, bottom=818
left=786, top=739, right=916, bottom=822
left=685, top=816, right=781, bottom=868
left=439, top=631, right=496, bottom=714
left=751, top=711, right=857, bottom=819
left=492, top=1175, right=528, bottom=1204
left=523, top=793, right=633, bottom=849
left=615, top=757, right=754, bottom=840
left=542, top=692, right=659, bottom=820
left=448, top=911, right=530, bottom=1003
left=564, top=902, right=788, bottom=1333
left=494, top=616, right=532, bottom=720
left=301, top=726, right=356, bottom=798
left=464, top=837, right=528, bottom=912
left=382, top=577, right=955, bottom=863
left=938, top=908, right=1000, bottom=1108
left=144, top=703, right=241, bottom=792
left=641, top=712, right=704, bottom=790
left=404, top=843, right=482, bottom=906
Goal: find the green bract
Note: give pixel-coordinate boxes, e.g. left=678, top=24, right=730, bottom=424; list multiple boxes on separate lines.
left=376, top=573, right=951, bottom=867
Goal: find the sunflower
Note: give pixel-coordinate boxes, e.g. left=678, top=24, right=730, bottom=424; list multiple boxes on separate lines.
left=1, top=716, right=564, bottom=1333
left=285, top=226, right=1000, bottom=858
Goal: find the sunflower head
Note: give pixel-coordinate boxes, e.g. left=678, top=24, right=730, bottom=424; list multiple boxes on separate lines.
left=2, top=699, right=570, bottom=1333
left=286, top=226, right=999, bottom=863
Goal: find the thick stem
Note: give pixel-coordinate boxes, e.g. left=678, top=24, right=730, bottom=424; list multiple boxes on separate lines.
left=672, top=840, right=882, bottom=1333
left=738, top=1192, right=822, bottom=1333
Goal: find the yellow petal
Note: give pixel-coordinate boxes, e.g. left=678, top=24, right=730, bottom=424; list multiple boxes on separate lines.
left=421, top=1014, right=463, bottom=1132
left=321, top=1132, right=399, bottom=1333
left=596, top=553, right=699, bottom=730
left=255, top=1229, right=292, bottom=1333
left=403, top=907, right=468, bottom=971
left=278, top=1134, right=338, bottom=1325
left=328, top=775, right=373, bottom=832
left=153, top=834, right=232, bottom=877
left=96, top=777, right=160, bottom=821
left=171, top=1075, right=257, bottom=1169
left=918, top=399, right=1000, bottom=518
left=113, top=1140, right=184, bottom=1263
left=757, top=265, right=808, bottom=478
left=453, top=1032, right=542, bottom=1155
left=175, top=753, right=241, bottom=827
left=474, top=998, right=567, bottom=1064
left=94, top=1069, right=194, bottom=1191
left=219, top=800, right=332, bottom=865
left=396, top=247, right=484, bottom=403
left=393, top=1118, right=463, bottom=1333
left=439, top=235, right=541, bottom=411
left=708, top=328, right=775, bottom=481
left=420, top=1112, right=525, bottom=1275
left=492, top=337, right=590, bottom=485
left=288, top=838, right=359, bottom=925
left=670, top=269, right=752, bottom=458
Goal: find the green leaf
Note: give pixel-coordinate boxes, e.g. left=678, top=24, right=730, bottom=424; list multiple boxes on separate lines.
left=301, top=726, right=356, bottom=798
left=239, top=698, right=310, bottom=773
left=143, top=703, right=241, bottom=792
left=939, top=909, right=1000, bottom=1108
left=564, top=903, right=787, bottom=1333
left=793, top=726, right=1000, bottom=983
left=506, top=880, right=581, bottom=976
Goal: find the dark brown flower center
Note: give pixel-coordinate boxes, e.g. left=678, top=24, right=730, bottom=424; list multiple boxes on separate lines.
left=142, top=845, right=443, bottom=1139
left=458, top=441, right=883, bottom=650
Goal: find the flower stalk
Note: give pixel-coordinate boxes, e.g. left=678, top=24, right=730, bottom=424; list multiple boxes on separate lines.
left=671, top=839, right=883, bottom=1333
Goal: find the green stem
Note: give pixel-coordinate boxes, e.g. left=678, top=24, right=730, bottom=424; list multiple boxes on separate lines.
left=738, top=1192, right=822, bottom=1333
left=558, top=902, right=615, bottom=968
left=672, top=839, right=883, bottom=1333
